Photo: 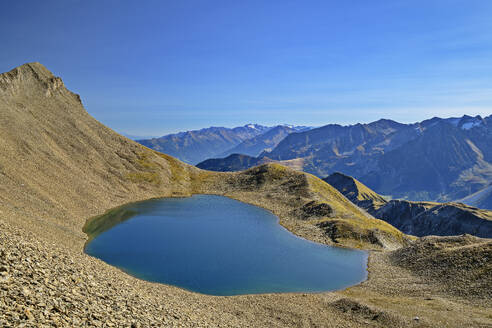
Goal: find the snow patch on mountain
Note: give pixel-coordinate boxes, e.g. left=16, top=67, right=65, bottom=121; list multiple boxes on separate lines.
left=461, top=121, right=482, bottom=130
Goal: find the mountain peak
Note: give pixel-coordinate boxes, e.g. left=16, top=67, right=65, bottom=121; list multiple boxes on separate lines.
left=244, top=123, right=259, bottom=129
left=2, top=62, right=54, bottom=83
left=0, top=62, right=80, bottom=103
left=18, top=61, right=51, bottom=73
left=323, top=172, right=387, bottom=213
left=370, top=118, right=400, bottom=125
left=458, top=114, right=484, bottom=130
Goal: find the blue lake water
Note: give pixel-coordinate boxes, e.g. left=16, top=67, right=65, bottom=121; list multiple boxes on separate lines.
left=84, top=195, right=368, bottom=296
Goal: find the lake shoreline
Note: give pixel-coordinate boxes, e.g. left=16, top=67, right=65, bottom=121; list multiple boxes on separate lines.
left=84, top=194, right=369, bottom=296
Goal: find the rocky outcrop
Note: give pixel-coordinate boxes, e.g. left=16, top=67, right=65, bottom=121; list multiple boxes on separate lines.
left=300, top=200, right=334, bottom=218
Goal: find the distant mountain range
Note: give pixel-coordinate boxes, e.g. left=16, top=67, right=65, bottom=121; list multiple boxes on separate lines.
left=137, top=124, right=312, bottom=164
left=219, top=125, right=311, bottom=158
left=197, top=115, right=492, bottom=204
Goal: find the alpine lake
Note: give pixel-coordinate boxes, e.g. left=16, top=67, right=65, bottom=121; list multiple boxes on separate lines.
left=84, top=195, right=368, bottom=296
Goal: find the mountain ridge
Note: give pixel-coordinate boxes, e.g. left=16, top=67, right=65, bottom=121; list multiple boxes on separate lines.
left=219, top=125, right=298, bottom=158
left=137, top=124, right=270, bottom=164
left=199, top=114, right=492, bottom=203
left=137, top=124, right=311, bottom=164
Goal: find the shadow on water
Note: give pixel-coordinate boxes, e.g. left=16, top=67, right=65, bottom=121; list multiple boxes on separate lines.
left=83, top=205, right=138, bottom=243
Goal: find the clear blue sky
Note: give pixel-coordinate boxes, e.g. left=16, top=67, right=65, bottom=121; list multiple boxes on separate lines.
left=1, top=0, right=491, bottom=136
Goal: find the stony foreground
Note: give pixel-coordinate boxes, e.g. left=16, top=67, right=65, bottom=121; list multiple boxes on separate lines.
left=2, top=217, right=491, bottom=327
left=0, top=219, right=395, bottom=327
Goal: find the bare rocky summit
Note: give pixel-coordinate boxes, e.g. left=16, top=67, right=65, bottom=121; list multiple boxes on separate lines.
left=0, top=63, right=491, bottom=327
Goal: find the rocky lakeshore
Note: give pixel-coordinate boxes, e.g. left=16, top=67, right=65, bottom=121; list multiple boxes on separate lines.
left=2, top=217, right=491, bottom=327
